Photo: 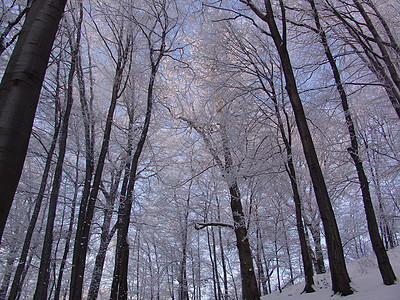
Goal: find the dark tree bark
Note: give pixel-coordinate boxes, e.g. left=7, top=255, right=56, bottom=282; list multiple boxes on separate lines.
left=68, top=9, right=96, bottom=298
left=86, top=168, right=123, bottom=300
left=242, top=0, right=352, bottom=295
left=207, top=227, right=220, bottom=300
left=217, top=197, right=229, bottom=300
left=110, top=44, right=160, bottom=300
left=110, top=7, right=168, bottom=297
left=269, top=74, right=315, bottom=293
left=309, top=0, right=396, bottom=285
left=220, top=112, right=259, bottom=300
left=325, top=0, right=400, bottom=120
left=179, top=183, right=191, bottom=300
left=69, top=20, right=132, bottom=299
left=70, top=19, right=96, bottom=299
left=33, top=14, right=80, bottom=297
left=180, top=113, right=260, bottom=299
left=8, top=75, right=61, bottom=300
left=53, top=143, right=80, bottom=300
left=352, top=0, right=400, bottom=98
left=69, top=53, right=130, bottom=300
left=0, top=0, right=67, bottom=242
left=232, top=24, right=315, bottom=292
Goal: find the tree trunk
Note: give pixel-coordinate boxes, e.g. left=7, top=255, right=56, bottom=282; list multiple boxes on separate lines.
left=353, top=0, right=400, bottom=100
left=53, top=146, right=80, bottom=300
left=220, top=123, right=259, bottom=300
left=244, top=0, right=352, bottom=295
left=86, top=189, right=119, bottom=300
left=0, top=0, right=67, bottom=242
left=309, top=0, right=396, bottom=285
left=70, top=16, right=96, bottom=300
left=179, top=185, right=191, bottom=300
left=110, top=64, right=155, bottom=300
left=69, top=33, right=131, bottom=299
left=110, top=18, right=166, bottom=296
left=307, top=222, right=326, bottom=274
left=207, top=228, right=219, bottom=300
left=217, top=198, right=229, bottom=300
left=274, top=229, right=282, bottom=293
left=268, top=78, right=315, bottom=293
left=8, top=83, right=61, bottom=300
left=33, top=20, right=78, bottom=298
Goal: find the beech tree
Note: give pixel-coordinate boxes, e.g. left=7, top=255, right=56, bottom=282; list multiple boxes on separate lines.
left=110, top=0, right=172, bottom=297
left=69, top=2, right=134, bottom=298
left=307, top=0, right=396, bottom=285
left=0, top=0, right=67, bottom=242
left=235, top=0, right=352, bottom=295
left=1, top=0, right=399, bottom=298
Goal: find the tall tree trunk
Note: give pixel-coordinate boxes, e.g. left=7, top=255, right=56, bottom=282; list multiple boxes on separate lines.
left=211, top=227, right=222, bottom=300
left=309, top=0, right=396, bottom=285
left=256, top=230, right=268, bottom=296
left=110, top=21, right=166, bottom=297
left=326, top=1, right=400, bottom=119
left=306, top=222, right=326, bottom=274
left=86, top=164, right=123, bottom=300
left=207, top=228, right=218, bottom=300
left=352, top=0, right=400, bottom=99
left=8, top=80, right=61, bottom=300
left=274, top=228, right=282, bottom=293
left=217, top=197, right=229, bottom=300
left=69, top=33, right=132, bottom=299
left=53, top=145, right=80, bottom=300
left=243, top=0, right=352, bottom=294
left=33, top=19, right=79, bottom=298
left=181, top=113, right=260, bottom=299
left=110, top=62, right=156, bottom=300
left=267, top=78, right=315, bottom=292
left=220, top=123, right=259, bottom=300
left=179, top=185, right=191, bottom=300
left=0, top=0, right=67, bottom=242
left=70, top=18, right=96, bottom=300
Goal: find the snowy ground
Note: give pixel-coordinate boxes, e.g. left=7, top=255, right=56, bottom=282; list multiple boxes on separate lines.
left=261, top=247, right=400, bottom=300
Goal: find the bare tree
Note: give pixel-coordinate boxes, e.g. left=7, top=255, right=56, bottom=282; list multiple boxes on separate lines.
left=0, top=0, right=67, bottom=242
left=110, top=0, right=171, bottom=297
left=69, top=4, right=134, bottom=298
left=33, top=5, right=82, bottom=298
left=239, top=0, right=352, bottom=295
left=307, top=0, right=396, bottom=285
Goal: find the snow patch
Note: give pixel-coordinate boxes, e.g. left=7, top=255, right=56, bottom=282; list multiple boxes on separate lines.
left=261, top=247, right=400, bottom=300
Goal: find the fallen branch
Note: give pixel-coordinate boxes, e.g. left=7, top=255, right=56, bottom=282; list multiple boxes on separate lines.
left=195, top=222, right=234, bottom=230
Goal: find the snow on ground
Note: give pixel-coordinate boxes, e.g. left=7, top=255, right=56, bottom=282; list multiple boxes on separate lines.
left=261, top=247, right=400, bottom=300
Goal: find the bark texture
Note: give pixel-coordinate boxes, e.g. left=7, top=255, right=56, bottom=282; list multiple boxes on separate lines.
left=309, top=0, right=396, bottom=285
left=0, top=0, right=67, bottom=242
left=243, top=0, right=352, bottom=295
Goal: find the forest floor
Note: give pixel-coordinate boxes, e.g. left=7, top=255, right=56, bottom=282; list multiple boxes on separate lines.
left=261, top=246, right=400, bottom=300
